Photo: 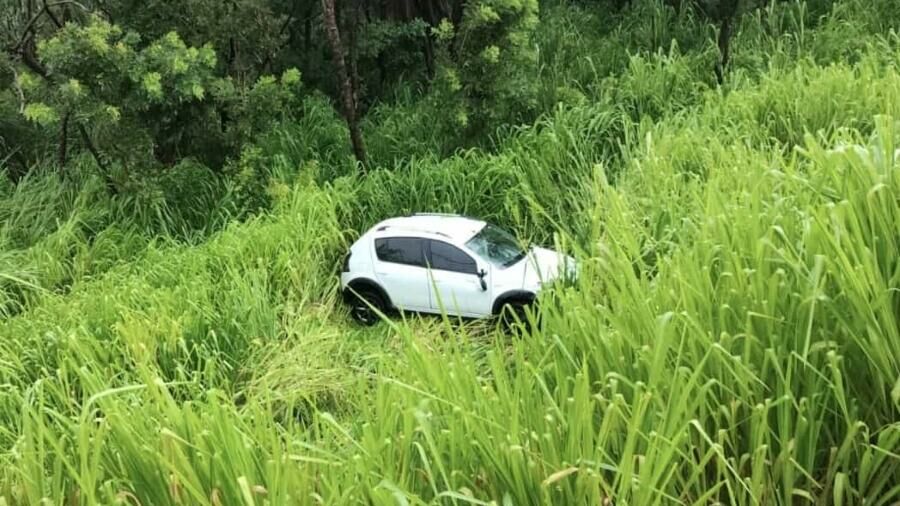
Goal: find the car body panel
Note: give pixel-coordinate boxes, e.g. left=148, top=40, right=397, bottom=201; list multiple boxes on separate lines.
left=374, top=261, right=432, bottom=312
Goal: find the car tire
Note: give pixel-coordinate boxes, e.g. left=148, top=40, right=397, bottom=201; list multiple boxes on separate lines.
left=500, top=300, right=532, bottom=332
left=348, top=288, right=385, bottom=326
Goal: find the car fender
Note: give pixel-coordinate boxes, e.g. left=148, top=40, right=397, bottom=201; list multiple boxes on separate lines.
left=344, top=278, right=393, bottom=308
left=491, top=290, right=536, bottom=315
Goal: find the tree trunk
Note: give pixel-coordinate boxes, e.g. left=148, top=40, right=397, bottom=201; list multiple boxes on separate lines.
left=422, top=33, right=435, bottom=80
left=714, top=1, right=739, bottom=85
left=58, top=111, right=69, bottom=168
left=304, top=4, right=313, bottom=48
left=418, top=0, right=436, bottom=79
left=448, top=0, right=467, bottom=59
left=76, top=122, right=117, bottom=195
left=348, top=0, right=361, bottom=110
left=321, top=0, right=367, bottom=168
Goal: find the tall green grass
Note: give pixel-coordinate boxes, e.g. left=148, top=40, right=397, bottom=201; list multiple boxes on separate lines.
left=1, top=0, right=899, bottom=504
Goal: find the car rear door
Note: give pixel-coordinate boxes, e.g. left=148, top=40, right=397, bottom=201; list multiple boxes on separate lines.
left=426, top=240, right=492, bottom=317
left=372, top=237, right=431, bottom=312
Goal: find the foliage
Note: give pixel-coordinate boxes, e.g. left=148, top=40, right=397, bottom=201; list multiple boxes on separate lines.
left=105, top=0, right=288, bottom=82
left=430, top=0, right=541, bottom=143
left=26, top=17, right=218, bottom=165
left=15, top=15, right=303, bottom=175
left=354, top=18, right=432, bottom=103
left=0, top=0, right=899, bottom=504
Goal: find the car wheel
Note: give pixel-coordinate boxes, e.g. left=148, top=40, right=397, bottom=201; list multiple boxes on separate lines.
left=500, top=300, right=532, bottom=331
left=348, top=288, right=385, bottom=326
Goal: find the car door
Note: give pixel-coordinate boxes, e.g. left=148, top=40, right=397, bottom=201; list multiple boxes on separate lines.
left=426, top=240, right=493, bottom=317
left=373, top=237, right=431, bottom=312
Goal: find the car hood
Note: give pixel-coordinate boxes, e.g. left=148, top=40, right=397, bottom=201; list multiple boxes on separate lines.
left=494, top=246, right=576, bottom=291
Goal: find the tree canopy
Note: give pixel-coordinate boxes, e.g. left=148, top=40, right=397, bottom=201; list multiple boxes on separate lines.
left=0, top=0, right=868, bottom=185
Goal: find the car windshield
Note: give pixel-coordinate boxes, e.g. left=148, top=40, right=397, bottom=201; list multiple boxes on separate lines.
left=465, top=224, right=526, bottom=268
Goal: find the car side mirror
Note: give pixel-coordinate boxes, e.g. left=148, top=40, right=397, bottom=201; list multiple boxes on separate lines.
left=477, top=268, right=487, bottom=291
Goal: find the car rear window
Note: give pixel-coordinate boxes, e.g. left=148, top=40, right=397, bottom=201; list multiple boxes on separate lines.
left=375, top=237, right=426, bottom=267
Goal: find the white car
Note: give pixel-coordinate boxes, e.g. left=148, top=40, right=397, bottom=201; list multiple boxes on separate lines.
left=340, top=213, right=576, bottom=325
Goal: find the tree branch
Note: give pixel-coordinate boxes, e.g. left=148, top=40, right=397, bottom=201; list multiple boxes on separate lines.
left=14, top=0, right=90, bottom=51
left=76, top=122, right=118, bottom=194
left=86, top=0, right=114, bottom=22
left=257, top=12, right=294, bottom=74
left=19, top=39, right=49, bottom=77
left=278, top=13, right=295, bottom=36
left=43, top=0, right=63, bottom=28
left=6, top=62, right=26, bottom=114
left=76, top=122, right=105, bottom=171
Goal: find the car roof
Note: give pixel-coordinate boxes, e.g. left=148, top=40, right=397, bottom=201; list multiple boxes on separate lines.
left=371, top=214, right=486, bottom=243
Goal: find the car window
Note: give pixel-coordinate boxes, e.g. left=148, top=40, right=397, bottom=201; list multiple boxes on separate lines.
left=429, top=241, right=477, bottom=274
left=464, top=224, right=526, bottom=268
left=374, top=237, right=426, bottom=267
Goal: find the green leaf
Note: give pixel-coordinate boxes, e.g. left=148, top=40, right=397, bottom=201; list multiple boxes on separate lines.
left=281, top=68, right=301, bottom=87
left=23, top=102, right=59, bottom=125
left=481, top=45, right=501, bottom=64
left=474, top=4, right=501, bottom=24
left=16, top=71, right=39, bottom=91
left=142, top=72, right=163, bottom=99
left=191, top=84, right=205, bottom=100
left=199, top=44, right=217, bottom=67
left=105, top=106, right=121, bottom=122
left=434, top=19, right=455, bottom=41
left=892, top=375, right=900, bottom=405
left=61, top=78, right=84, bottom=100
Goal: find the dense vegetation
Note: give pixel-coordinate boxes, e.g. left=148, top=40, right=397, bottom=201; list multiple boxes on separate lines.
left=1, top=0, right=899, bottom=503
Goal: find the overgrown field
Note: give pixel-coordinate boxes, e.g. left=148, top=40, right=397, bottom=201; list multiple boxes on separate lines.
left=1, top=0, right=899, bottom=504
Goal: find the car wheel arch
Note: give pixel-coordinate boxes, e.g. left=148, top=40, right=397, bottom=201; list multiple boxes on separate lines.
left=345, top=278, right=393, bottom=308
left=492, top=290, right=536, bottom=315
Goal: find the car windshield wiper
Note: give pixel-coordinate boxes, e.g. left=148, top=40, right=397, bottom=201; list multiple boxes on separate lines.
left=501, top=251, right=526, bottom=268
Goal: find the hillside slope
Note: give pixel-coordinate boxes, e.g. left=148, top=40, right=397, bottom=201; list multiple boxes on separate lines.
left=1, top=1, right=899, bottom=504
